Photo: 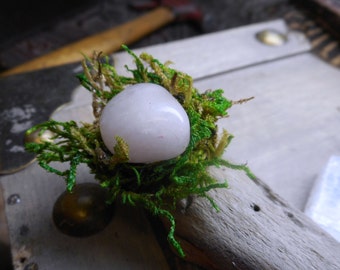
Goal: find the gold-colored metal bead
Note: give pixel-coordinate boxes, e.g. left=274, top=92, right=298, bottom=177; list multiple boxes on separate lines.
left=52, top=183, right=114, bottom=237
left=24, top=129, right=54, bottom=144
left=256, top=30, right=287, bottom=46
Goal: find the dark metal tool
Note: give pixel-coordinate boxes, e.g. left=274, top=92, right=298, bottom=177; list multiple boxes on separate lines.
left=0, top=0, right=204, bottom=174
left=0, top=0, right=203, bottom=78
left=128, top=0, right=203, bottom=24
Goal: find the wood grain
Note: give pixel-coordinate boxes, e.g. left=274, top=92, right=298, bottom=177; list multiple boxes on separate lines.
left=172, top=167, right=340, bottom=270
left=112, top=19, right=311, bottom=80
left=2, top=163, right=172, bottom=270
left=194, top=53, right=340, bottom=210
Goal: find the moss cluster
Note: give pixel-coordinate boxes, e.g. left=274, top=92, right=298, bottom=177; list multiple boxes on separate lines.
left=25, top=45, right=254, bottom=257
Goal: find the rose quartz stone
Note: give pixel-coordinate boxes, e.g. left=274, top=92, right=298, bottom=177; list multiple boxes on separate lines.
left=100, top=83, right=190, bottom=163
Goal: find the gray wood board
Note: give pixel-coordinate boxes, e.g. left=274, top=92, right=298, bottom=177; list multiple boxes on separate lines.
left=2, top=163, right=170, bottom=270
left=194, top=53, right=340, bottom=210
left=112, top=19, right=311, bottom=79
left=172, top=167, right=340, bottom=270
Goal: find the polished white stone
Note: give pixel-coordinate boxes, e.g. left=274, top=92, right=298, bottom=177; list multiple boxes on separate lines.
left=99, top=83, right=190, bottom=163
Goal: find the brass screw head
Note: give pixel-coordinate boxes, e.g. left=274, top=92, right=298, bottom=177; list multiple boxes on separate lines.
left=256, top=29, right=287, bottom=46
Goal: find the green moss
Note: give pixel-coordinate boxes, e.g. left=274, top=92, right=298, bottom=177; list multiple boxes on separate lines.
left=25, top=45, right=254, bottom=257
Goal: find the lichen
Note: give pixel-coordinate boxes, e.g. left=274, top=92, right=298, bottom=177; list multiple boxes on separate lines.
left=25, top=45, right=254, bottom=257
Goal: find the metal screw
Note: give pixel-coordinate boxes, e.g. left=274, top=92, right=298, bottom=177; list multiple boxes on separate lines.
left=255, top=29, right=287, bottom=46
left=7, top=194, right=21, bottom=205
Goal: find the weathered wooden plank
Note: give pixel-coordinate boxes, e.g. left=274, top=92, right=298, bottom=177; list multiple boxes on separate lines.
left=1, top=163, right=171, bottom=270
left=194, top=52, right=340, bottom=210
left=111, top=19, right=311, bottom=80
left=172, top=167, right=340, bottom=270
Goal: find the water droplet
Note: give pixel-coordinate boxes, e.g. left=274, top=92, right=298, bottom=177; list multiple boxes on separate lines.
left=7, top=194, right=21, bottom=205
left=53, top=183, right=114, bottom=237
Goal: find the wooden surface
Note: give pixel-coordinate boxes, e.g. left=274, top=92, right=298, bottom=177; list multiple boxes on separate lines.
left=195, top=52, right=340, bottom=210
left=2, top=163, right=171, bottom=270
left=112, top=19, right=311, bottom=80
left=173, top=167, right=340, bottom=270
left=1, top=19, right=340, bottom=269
